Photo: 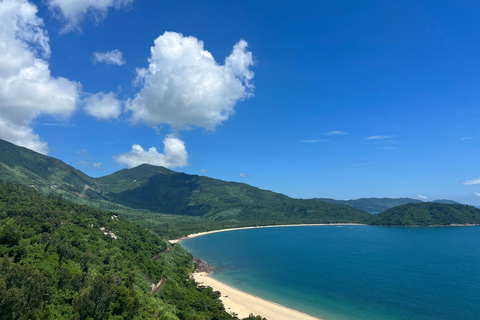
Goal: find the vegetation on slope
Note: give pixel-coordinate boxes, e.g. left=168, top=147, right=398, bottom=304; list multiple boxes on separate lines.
left=0, top=181, right=264, bottom=320
left=315, top=197, right=423, bottom=213
left=368, top=202, right=480, bottom=226
left=0, top=139, right=371, bottom=237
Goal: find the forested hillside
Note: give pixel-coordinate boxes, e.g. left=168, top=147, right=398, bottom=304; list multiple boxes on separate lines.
left=0, top=139, right=371, bottom=237
left=0, top=181, right=264, bottom=320
left=368, top=202, right=480, bottom=226
left=315, top=197, right=423, bottom=212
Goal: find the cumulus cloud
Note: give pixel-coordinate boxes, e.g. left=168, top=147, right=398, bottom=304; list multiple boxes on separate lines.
left=0, top=0, right=79, bottom=154
left=84, top=91, right=122, bottom=120
left=418, top=195, right=428, bottom=199
left=47, top=0, right=133, bottom=32
left=475, top=192, right=480, bottom=197
left=92, top=49, right=126, bottom=65
left=463, top=177, right=480, bottom=185
left=366, top=135, right=393, bottom=140
left=114, top=135, right=188, bottom=169
left=126, top=31, right=254, bottom=131
left=238, top=172, right=247, bottom=177
left=326, top=131, right=347, bottom=136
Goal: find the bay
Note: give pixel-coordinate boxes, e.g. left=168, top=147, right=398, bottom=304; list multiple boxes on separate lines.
left=181, top=225, right=480, bottom=320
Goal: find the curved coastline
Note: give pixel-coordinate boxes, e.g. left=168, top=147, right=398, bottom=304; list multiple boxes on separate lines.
left=173, top=224, right=362, bottom=320
left=169, top=223, right=365, bottom=243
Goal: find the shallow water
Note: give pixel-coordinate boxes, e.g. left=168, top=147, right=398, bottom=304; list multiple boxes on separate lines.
left=181, top=225, right=480, bottom=320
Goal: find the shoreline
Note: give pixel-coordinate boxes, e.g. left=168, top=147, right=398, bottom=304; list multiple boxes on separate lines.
left=172, top=224, right=360, bottom=320
left=169, top=223, right=364, bottom=243
left=193, top=272, right=322, bottom=320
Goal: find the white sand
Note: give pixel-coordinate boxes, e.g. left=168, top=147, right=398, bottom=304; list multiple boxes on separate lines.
left=193, top=272, right=321, bottom=320
left=174, top=224, right=363, bottom=319
left=169, top=223, right=363, bottom=243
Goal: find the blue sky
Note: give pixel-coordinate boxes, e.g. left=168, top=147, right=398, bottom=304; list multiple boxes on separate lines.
left=2, top=0, right=480, bottom=205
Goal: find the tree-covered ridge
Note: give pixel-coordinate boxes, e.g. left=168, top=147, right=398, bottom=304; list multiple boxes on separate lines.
left=0, top=181, right=263, bottom=320
left=0, top=138, right=371, bottom=238
left=368, top=202, right=480, bottom=226
left=315, top=197, right=424, bottom=213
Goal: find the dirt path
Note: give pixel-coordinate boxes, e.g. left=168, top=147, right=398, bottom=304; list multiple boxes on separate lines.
left=151, top=275, right=167, bottom=294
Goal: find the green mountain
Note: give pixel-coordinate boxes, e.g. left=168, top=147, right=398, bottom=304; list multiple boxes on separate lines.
left=432, top=199, right=462, bottom=205
left=0, top=181, right=263, bottom=320
left=0, top=139, right=96, bottom=196
left=315, top=197, right=423, bottom=213
left=0, top=139, right=370, bottom=236
left=368, top=202, right=480, bottom=226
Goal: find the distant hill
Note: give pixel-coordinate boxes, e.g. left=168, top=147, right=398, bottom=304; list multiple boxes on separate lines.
left=432, top=199, right=462, bottom=205
left=368, top=202, right=480, bottom=226
left=0, top=138, right=371, bottom=235
left=315, top=197, right=423, bottom=213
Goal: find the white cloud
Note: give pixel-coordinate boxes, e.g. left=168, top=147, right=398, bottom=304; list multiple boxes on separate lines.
left=475, top=192, right=480, bottom=197
left=84, top=91, right=122, bottom=120
left=92, top=49, right=126, bottom=65
left=114, top=135, right=189, bottom=169
left=326, top=131, right=347, bottom=136
left=200, top=168, right=208, bottom=173
left=127, top=32, right=254, bottom=131
left=461, top=137, right=472, bottom=140
left=238, top=172, right=247, bottom=177
left=418, top=195, right=428, bottom=199
left=77, top=160, right=105, bottom=171
left=0, top=0, right=80, bottom=154
left=299, top=139, right=327, bottom=143
left=47, top=0, right=133, bottom=33
left=366, top=135, right=392, bottom=140
left=462, top=177, right=480, bottom=185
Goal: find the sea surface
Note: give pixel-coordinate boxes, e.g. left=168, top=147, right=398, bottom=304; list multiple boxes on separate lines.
left=181, top=225, right=480, bottom=320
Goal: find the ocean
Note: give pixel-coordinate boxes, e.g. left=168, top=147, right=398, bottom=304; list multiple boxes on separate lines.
left=180, top=225, right=480, bottom=320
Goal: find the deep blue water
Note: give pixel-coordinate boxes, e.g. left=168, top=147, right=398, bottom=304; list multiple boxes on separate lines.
left=181, top=225, right=480, bottom=320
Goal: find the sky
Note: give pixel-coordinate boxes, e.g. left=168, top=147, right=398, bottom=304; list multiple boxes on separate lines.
left=1, top=0, right=480, bottom=205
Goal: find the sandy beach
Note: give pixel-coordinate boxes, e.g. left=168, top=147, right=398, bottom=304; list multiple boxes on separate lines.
left=169, top=223, right=363, bottom=243
left=193, top=272, right=321, bottom=320
left=173, top=224, right=361, bottom=319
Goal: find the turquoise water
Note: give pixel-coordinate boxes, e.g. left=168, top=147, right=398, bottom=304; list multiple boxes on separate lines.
left=181, top=225, right=480, bottom=320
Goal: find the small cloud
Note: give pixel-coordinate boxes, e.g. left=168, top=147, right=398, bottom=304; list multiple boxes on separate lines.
left=352, top=161, right=375, bottom=167
left=326, top=131, right=347, bottom=136
left=200, top=168, right=208, bottom=173
left=76, top=149, right=88, bottom=155
left=41, top=122, right=76, bottom=128
left=366, top=135, right=393, bottom=140
left=463, top=177, right=480, bottom=185
left=461, top=137, right=472, bottom=140
left=299, top=139, right=328, bottom=143
left=114, top=135, right=189, bottom=169
left=474, top=192, right=480, bottom=197
left=92, top=49, right=126, bottom=66
left=376, top=146, right=397, bottom=150
left=84, top=91, right=122, bottom=120
left=238, top=172, right=248, bottom=177
left=76, top=160, right=105, bottom=171
left=418, top=195, right=428, bottom=199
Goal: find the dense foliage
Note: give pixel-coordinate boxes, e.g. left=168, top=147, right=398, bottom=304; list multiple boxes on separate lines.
left=0, top=181, right=260, bottom=320
left=368, top=202, right=480, bottom=226
left=315, top=197, right=424, bottom=213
